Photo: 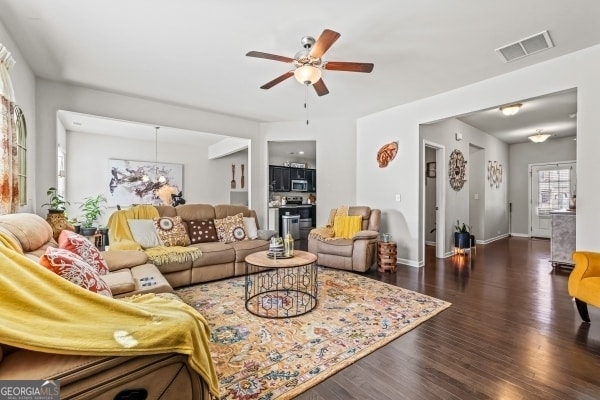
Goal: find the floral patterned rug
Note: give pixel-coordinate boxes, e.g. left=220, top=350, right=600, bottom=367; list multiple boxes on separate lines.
left=177, top=267, right=451, bottom=400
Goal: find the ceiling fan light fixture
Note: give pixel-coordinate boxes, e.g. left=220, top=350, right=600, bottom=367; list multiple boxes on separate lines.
left=528, top=129, right=550, bottom=143
left=499, top=103, right=522, bottom=116
left=294, top=65, right=321, bottom=85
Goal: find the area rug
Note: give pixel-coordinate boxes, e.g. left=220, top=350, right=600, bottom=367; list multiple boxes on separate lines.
left=176, top=267, right=451, bottom=399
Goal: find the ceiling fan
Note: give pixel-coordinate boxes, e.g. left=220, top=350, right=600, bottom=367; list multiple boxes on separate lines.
left=246, top=29, right=374, bottom=96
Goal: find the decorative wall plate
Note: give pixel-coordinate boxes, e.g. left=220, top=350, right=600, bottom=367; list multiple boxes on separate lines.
left=448, top=149, right=467, bottom=191
left=377, top=141, right=398, bottom=168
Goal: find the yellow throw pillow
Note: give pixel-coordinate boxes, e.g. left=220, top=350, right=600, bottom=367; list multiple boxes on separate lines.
left=333, top=215, right=363, bottom=239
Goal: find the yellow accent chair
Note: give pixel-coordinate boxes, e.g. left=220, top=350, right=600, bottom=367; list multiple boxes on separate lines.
left=569, top=251, right=600, bottom=322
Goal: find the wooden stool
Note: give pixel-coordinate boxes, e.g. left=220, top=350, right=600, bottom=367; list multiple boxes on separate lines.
left=377, top=241, right=397, bottom=272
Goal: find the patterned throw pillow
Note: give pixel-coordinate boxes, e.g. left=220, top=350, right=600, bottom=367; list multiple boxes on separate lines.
left=39, top=247, right=112, bottom=297
left=153, top=216, right=191, bottom=247
left=188, top=219, right=218, bottom=244
left=214, top=213, right=246, bottom=244
left=58, top=230, right=109, bottom=276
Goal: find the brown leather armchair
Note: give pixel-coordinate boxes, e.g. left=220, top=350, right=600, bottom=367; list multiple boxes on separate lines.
left=308, top=206, right=381, bottom=272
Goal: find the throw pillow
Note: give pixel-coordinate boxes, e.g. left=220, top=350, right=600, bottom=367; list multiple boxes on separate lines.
left=127, top=219, right=162, bottom=248
left=243, top=217, right=258, bottom=240
left=333, top=215, right=363, bottom=239
left=40, top=247, right=112, bottom=297
left=153, top=216, right=191, bottom=247
left=188, top=219, right=219, bottom=244
left=58, top=230, right=109, bottom=276
left=214, top=213, right=246, bottom=244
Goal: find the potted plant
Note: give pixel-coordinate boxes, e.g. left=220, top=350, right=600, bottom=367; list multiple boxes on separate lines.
left=78, top=194, right=107, bottom=236
left=42, top=187, right=69, bottom=213
left=454, top=220, right=471, bottom=250
left=42, top=187, right=73, bottom=239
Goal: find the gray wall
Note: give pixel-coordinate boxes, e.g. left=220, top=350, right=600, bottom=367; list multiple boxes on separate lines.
left=420, top=117, right=509, bottom=255
left=508, top=136, right=577, bottom=235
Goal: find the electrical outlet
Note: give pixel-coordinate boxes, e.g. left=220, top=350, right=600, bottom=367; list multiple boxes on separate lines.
left=395, top=194, right=401, bottom=202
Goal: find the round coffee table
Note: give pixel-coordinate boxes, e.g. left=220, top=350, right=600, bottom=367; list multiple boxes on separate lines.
left=244, top=250, right=318, bottom=318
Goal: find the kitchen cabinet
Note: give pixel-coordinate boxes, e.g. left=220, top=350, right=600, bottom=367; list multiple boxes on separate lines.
left=306, top=169, right=316, bottom=192
left=290, top=167, right=305, bottom=180
left=269, top=165, right=290, bottom=192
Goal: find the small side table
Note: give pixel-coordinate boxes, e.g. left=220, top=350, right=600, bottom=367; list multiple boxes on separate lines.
left=377, top=241, right=397, bottom=272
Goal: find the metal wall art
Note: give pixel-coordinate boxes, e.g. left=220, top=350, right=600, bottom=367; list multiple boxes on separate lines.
left=377, top=141, right=398, bottom=168
left=448, top=149, right=467, bottom=191
left=487, top=161, right=502, bottom=188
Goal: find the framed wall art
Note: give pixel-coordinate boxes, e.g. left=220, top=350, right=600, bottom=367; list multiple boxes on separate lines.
left=107, top=159, right=183, bottom=206
left=426, top=162, right=436, bottom=178
left=448, top=149, right=467, bottom=191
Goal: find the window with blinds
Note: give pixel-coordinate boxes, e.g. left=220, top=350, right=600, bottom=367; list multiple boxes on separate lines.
left=537, top=168, right=571, bottom=214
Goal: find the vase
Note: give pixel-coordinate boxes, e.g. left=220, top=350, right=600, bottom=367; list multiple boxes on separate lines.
left=46, top=211, right=74, bottom=240
left=454, top=232, right=471, bottom=249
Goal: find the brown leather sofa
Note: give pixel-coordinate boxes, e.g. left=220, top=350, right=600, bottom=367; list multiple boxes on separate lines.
left=308, top=206, right=381, bottom=272
left=0, top=213, right=212, bottom=399
left=123, top=203, right=270, bottom=287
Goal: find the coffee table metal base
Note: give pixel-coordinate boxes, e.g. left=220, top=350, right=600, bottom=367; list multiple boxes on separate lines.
left=245, top=253, right=317, bottom=318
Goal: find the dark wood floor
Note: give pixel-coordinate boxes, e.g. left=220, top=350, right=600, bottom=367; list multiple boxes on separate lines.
left=296, top=237, right=600, bottom=400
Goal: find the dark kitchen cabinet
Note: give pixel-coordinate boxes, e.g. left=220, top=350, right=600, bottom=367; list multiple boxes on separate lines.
left=269, top=165, right=290, bottom=192
left=306, top=169, right=316, bottom=192
left=290, top=167, right=305, bottom=180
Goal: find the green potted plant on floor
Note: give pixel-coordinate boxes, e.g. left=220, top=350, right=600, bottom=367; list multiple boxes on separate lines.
left=454, top=220, right=471, bottom=250
left=78, top=194, right=107, bottom=236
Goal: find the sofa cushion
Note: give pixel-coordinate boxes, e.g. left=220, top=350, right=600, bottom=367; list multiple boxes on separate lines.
left=229, top=239, right=270, bottom=262
left=243, top=217, right=258, bottom=240
left=58, top=230, right=109, bottom=275
left=127, top=219, right=162, bottom=248
left=188, top=219, right=218, bottom=244
left=214, top=213, right=246, bottom=244
left=101, top=270, right=135, bottom=295
left=101, top=250, right=149, bottom=272
left=189, top=242, right=235, bottom=267
left=0, top=213, right=53, bottom=252
left=39, top=247, right=113, bottom=297
left=172, top=204, right=216, bottom=221
left=153, top=216, right=190, bottom=247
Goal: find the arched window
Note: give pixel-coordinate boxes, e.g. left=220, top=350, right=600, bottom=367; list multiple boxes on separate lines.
left=14, top=106, right=27, bottom=206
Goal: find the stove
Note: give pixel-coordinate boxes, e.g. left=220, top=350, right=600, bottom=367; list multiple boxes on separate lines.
left=285, top=195, right=304, bottom=205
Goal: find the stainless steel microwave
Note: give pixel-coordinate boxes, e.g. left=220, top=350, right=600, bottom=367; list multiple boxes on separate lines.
left=291, top=179, right=308, bottom=192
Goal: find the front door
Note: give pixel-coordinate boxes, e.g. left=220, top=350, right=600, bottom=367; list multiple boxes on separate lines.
left=530, top=162, right=576, bottom=238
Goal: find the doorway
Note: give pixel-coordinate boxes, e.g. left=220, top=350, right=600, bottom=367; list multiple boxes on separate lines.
left=529, top=161, right=576, bottom=238
left=423, top=140, right=445, bottom=259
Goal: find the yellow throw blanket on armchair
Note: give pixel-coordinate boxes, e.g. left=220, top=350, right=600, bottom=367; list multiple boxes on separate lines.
left=107, top=204, right=201, bottom=266
left=0, top=242, right=219, bottom=397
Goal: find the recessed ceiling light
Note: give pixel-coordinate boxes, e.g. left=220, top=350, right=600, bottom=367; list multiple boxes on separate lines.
left=299, top=151, right=305, bottom=155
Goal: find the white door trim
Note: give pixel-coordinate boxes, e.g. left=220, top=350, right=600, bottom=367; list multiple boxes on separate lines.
left=422, top=140, right=446, bottom=259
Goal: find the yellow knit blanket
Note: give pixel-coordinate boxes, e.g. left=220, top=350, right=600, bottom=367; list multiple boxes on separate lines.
left=107, top=205, right=201, bottom=265
left=0, top=237, right=219, bottom=397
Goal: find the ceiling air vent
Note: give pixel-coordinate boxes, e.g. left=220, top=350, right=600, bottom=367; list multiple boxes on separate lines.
left=495, top=30, right=554, bottom=62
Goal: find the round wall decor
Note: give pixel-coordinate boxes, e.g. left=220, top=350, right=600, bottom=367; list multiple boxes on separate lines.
left=448, top=149, right=467, bottom=191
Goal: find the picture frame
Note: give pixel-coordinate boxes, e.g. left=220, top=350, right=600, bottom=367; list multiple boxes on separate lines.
left=426, top=162, right=436, bottom=178
left=107, top=159, right=183, bottom=206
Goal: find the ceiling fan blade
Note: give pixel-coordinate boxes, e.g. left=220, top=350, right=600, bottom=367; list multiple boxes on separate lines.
left=324, top=61, right=374, bottom=73
left=260, top=71, right=294, bottom=89
left=246, top=51, right=294, bottom=63
left=313, top=79, right=329, bottom=96
left=309, top=29, right=341, bottom=59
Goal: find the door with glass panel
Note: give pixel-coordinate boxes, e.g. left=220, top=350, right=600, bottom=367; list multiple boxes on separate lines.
left=530, top=162, right=576, bottom=238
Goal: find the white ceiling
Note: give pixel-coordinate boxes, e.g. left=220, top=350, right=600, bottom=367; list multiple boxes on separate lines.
left=1, top=1, right=596, bottom=143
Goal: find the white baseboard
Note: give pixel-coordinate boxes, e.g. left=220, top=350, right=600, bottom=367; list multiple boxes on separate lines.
left=425, top=241, right=436, bottom=246
left=478, top=233, right=509, bottom=244
left=510, top=233, right=530, bottom=238
left=397, top=257, right=422, bottom=268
